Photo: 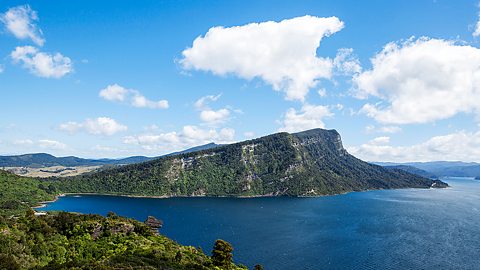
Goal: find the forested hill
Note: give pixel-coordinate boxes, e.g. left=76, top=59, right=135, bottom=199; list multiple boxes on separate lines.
left=0, top=143, right=220, bottom=168
left=0, top=170, right=251, bottom=269
left=58, top=128, right=447, bottom=196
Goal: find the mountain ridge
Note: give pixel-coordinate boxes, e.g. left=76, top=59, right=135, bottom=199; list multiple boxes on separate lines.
left=57, top=128, right=447, bottom=197
left=375, top=161, right=480, bottom=177
left=0, top=143, right=220, bottom=168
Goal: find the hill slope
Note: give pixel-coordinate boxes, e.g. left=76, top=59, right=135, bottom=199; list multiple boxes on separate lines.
left=375, top=161, right=480, bottom=177
left=384, top=165, right=438, bottom=179
left=0, top=170, right=249, bottom=270
left=0, top=153, right=153, bottom=168
left=58, top=129, right=447, bottom=196
left=0, top=143, right=220, bottom=168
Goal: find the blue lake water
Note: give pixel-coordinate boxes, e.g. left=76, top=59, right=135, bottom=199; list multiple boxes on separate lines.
left=41, top=177, right=480, bottom=270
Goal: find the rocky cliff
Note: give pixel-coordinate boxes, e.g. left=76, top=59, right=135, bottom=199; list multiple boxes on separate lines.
left=58, top=128, right=447, bottom=196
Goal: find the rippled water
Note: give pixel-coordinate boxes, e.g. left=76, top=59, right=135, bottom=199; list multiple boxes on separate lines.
left=42, top=177, right=480, bottom=269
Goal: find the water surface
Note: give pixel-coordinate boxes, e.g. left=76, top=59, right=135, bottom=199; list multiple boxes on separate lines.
left=42, top=177, right=480, bottom=269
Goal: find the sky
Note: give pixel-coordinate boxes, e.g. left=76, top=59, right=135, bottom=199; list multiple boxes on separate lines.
left=1, top=0, right=480, bottom=162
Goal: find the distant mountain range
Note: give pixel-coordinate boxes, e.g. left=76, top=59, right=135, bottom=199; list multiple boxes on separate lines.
left=0, top=143, right=220, bottom=168
left=375, top=161, right=480, bottom=178
left=56, top=128, right=447, bottom=197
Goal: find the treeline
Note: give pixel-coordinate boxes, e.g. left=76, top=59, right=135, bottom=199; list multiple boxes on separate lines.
left=0, top=211, right=252, bottom=269
left=0, top=170, right=257, bottom=269
left=54, top=128, right=446, bottom=197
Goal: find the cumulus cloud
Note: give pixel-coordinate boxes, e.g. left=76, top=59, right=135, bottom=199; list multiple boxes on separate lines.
left=13, top=139, right=34, bottom=145
left=99, top=84, right=169, bottom=109
left=38, top=139, right=67, bottom=150
left=473, top=3, right=480, bottom=37
left=1, top=5, right=44, bottom=46
left=354, top=37, right=480, bottom=124
left=194, top=94, right=231, bottom=124
left=333, top=48, right=362, bottom=75
left=348, top=130, right=480, bottom=162
left=365, top=125, right=402, bottom=134
left=11, top=139, right=67, bottom=152
left=474, top=21, right=480, bottom=37
left=181, top=16, right=344, bottom=101
left=123, top=125, right=235, bottom=153
left=194, top=94, right=222, bottom=109
left=200, top=109, right=230, bottom=123
left=279, top=104, right=333, bottom=133
left=11, top=46, right=72, bottom=78
left=59, top=117, right=128, bottom=136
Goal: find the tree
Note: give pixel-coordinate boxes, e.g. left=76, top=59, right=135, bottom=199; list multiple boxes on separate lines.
left=254, top=265, right=264, bottom=270
left=211, top=239, right=234, bottom=268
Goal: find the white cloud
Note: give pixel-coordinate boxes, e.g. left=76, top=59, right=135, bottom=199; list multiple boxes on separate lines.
left=99, top=84, right=128, bottom=102
left=124, top=125, right=235, bottom=153
left=365, top=125, right=402, bottom=134
left=13, top=139, right=33, bottom=145
left=474, top=21, right=480, bottom=37
left=369, top=136, right=390, bottom=145
left=1, top=5, right=45, bottom=46
left=200, top=109, right=230, bottom=123
left=59, top=117, right=128, bottom=136
left=38, top=139, right=67, bottom=150
left=99, top=84, right=169, bottom=109
left=348, top=130, right=480, bottom=162
left=194, top=94, right=221, bottom=109
left=473, top=3, right=480, bottom=37
left=131, top=94, right=169, bottom=109
left=354, top=37, right=480, bottom=124
left=194, top=94, right=231, bottom=124
left=0, top=64, right=4, bottom=73
left=181, top=15, right=344, bottom=101
left=317, top=88, right=327, bottom=97
left=11, top=46, right=72, bottom=78
left=333, top=48, right=362, bottom=75
left=279, top=104, right=333, bottom=133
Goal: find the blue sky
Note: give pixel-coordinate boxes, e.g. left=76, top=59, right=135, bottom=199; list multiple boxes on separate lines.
left=1, top=0, right=480, bottom=162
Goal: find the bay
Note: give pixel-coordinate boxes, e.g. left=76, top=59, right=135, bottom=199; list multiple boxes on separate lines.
left=41, top=177, right=480, bottom=270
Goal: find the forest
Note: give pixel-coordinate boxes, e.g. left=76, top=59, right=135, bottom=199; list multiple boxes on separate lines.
left=0, top=170, right=255, bottom=270
left=55, top=129, right=447, bottom=197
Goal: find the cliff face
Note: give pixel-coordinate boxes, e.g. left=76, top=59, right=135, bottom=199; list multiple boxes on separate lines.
left=60, top=128, right=447, bottom=196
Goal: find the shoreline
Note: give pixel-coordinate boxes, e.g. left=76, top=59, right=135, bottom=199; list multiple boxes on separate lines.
left=33, top=184, right=449, bottom=211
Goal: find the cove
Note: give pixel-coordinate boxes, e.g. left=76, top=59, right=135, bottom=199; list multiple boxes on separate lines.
left=41, top=177, right=480, bottom=270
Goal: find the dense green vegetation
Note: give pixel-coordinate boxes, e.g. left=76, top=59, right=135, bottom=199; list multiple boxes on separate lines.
left=0, top=170, right=251, bottom=269
left=0, top=128, right=449, bottom=269
left=0, top=211, right=248, bottom=269
left=384, top=165, right=438, bottom=179
left=56, top=128, right=447, bottom=197
left=0, top=170, right=57, bottom=216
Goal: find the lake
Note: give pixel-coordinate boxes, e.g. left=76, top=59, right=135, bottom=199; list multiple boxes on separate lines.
left=41, top=177, right=480, bottom=270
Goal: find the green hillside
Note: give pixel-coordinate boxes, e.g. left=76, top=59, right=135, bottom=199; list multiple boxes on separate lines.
left=57, top=128, right=447, bottom=197
left=0, top=170, right=251, bottom=270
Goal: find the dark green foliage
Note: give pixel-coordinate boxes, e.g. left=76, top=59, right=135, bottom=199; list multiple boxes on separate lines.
left=384, top=165, right=438, bottom=179
left=254, top=265, right=264, bottom=270
left=212, top=239, right=234, bottom=269
left=0, top=170, right=249, bottom=269
left=0, top=153, right=153, bottom=167
left=0, top=211, right=246, bottom=269
left=56, top=128, right=447, bottom=197
left=0, top=170, right=56, bottom=216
